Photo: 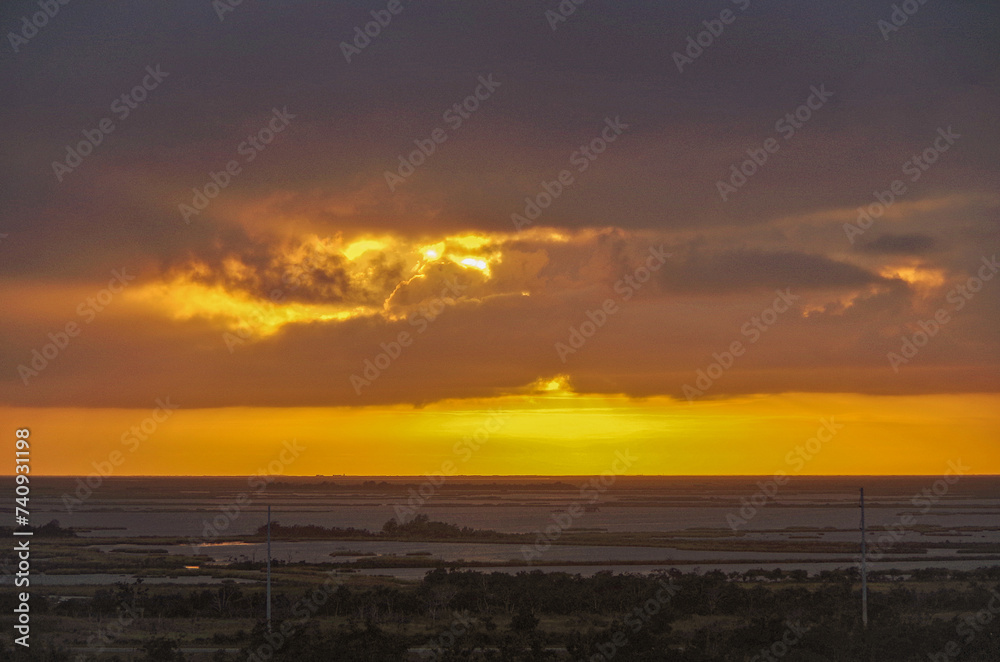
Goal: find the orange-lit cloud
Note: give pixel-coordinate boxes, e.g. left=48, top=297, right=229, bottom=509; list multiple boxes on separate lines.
left=3, top=1, right=998, bottom=479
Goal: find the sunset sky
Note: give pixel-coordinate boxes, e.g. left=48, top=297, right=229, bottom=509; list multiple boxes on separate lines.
left=2, top=1, right=998, bottom=475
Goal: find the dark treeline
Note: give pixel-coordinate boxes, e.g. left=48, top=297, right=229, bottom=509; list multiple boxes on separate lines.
left=258, top=514, right=514, bottom=541
left=0, top=520, right=76, bottom=538
left=4, top=566, right=999, bottom=661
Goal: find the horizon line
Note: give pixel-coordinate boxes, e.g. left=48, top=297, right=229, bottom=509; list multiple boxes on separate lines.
left=8, top=473, right=999, bottom=478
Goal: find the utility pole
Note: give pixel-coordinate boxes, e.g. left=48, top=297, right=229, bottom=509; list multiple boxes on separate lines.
left=860, top=487, right=868, bottom=629
left=267, top=504, right=272, bottom=632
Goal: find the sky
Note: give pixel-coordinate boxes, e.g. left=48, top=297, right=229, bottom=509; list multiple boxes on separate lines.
left=1, top=0, right=998, bottom=475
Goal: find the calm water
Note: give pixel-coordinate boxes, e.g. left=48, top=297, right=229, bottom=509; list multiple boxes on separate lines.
left=9, top=475, right=1000, bottom=575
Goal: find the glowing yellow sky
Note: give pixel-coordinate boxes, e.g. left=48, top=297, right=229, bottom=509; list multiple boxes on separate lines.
left=7, top=3, right=999, bottom=483
left=13, top=385, right=1000, bottom=476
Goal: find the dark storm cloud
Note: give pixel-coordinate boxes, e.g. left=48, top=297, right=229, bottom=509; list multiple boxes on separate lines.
left=659, top=248, right=894, bottom=293
left=3, top=1, right=998, bottom=249
left=1, top=0, right=998, bottom=407
left=858, top=233, right=938, bottom=255
left=159, top=241, right=369, bottom=306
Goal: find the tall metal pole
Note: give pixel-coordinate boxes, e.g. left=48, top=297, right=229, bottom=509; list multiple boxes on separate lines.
left=267, top=504, right=272, bottom=632
left=860, top=488, right=868, bottom=629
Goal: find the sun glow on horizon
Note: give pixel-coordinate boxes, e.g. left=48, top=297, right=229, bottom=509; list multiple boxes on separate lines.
left=13, top=389, right=1000, bottom=476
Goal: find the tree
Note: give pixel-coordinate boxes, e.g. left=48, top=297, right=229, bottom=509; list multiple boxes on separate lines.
left=510, top=605, right=539, bottom=633
left=141, top=638, right=184, bottom=662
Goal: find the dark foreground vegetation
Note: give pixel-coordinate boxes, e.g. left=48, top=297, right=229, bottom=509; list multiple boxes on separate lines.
left=2, top=565, right=998, bottom=661
left=259, top=514, right=510, bottom=541
left=2, top=520, right=77, bottom=538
